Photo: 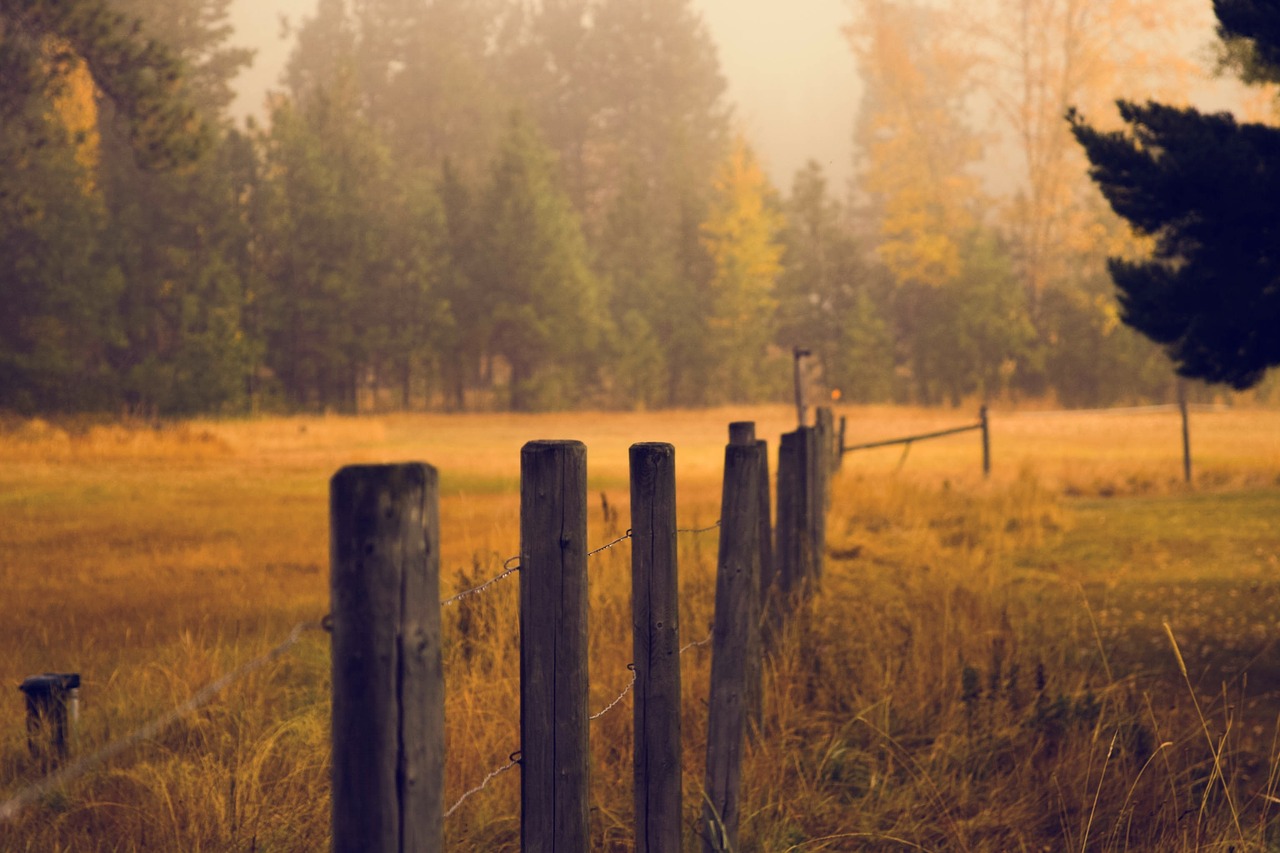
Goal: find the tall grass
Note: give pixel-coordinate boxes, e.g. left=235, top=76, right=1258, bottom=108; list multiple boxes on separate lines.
left=1, top=405, right=1279, bottom=849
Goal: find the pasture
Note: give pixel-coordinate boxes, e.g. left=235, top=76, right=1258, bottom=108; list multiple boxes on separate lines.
left=2, top=404, right=1279, bottom=850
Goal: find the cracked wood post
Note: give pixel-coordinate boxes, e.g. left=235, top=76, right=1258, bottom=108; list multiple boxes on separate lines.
left=630, top=442, right=682, bottom=853
left=702, top=424, right=761, bottom=852
left=521, top=440, right=589, bottom=852
left=330, top=463, right=444, bottom=853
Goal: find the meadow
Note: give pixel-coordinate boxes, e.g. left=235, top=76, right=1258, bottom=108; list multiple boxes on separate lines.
left=1, top=404, right=1279, bottom=851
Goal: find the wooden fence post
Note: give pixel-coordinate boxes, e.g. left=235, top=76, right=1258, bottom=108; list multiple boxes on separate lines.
left=802, top=426, right=824, bottom=585
left=520, top=440, right=590, bottom=852
left=630, top=443, right=682, bottom=853
left=980, top=405, right=991, bottom=479
left=1178, top=382, right=1192, bottom=484
left=815, top=406, right=835, bottom=482
left=756, top=437, right=776, bottom=633
left=330, top=463, right=444, bottom=853
left=837, top=415, right=847, bottom=472
left=702, top=427, right=761, bottom=852
left=775, top=430, right=808, bottom=603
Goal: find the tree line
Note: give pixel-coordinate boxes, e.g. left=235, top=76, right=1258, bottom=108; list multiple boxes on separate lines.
left=1, top=0, right=1258, bottom=417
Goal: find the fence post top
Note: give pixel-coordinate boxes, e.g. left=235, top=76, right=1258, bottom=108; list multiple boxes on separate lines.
left=728, top=422, right=756, bottom=445
left=630, top=441, right=675, bottom=455
left=330, top=462, right=434, bottom=488
left=521, top=439, right=587, bottom=453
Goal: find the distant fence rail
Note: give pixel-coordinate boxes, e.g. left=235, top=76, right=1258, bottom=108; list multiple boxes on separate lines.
left=840, top=406, right=991, bottom=478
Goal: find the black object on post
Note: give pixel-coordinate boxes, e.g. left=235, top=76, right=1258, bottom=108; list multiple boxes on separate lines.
left=19, top=673, right=80, bottom=761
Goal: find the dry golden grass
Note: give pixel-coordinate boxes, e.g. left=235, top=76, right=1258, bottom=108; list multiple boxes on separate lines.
left=1, top=403, right=1279, bottom=850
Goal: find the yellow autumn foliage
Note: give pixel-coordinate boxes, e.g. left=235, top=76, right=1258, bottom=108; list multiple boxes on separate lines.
left=43, top=38, right=101, bottom=196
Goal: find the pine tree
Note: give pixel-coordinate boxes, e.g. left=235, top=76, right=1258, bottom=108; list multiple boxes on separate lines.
left=1069, top=0, right=1280, bottom=389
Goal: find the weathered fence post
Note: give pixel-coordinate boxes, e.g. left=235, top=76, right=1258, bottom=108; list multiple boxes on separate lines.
left=521, top=440, right=590, bottom=852
left=702, top=426, right=761, bottom=852
left=630, top=443, right=682, bottom=853
left=815, top=406, right=835, bottom=483
left=837, top=415, right=847, bottom=472
left=775, top=429, right=813, bottom=603
left=980, top=405, right=991, bottom=479
left=1178, top=382, right=1192, bottom=484
left=330, top=463, right=444, bottom=853
left=756, top=436, right=776, bottom=633
left=792, top=347, right=811, bottom=427
left=803, top=426, right=825, bottom=585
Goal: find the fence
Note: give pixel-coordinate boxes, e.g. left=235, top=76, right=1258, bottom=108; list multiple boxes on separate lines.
left=328, top=409, right=842, bottom=852
left=840, top=405, right=991, bottom=477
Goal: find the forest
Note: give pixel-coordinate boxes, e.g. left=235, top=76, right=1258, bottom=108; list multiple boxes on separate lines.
left=2, top=0, right=1269, bottom=416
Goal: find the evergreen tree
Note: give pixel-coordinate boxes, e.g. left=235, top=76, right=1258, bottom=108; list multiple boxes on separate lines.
left=777, top=161, right=895, bottom=403
left=1069, top=0, right=1280, bottom=389
left=96, top=0, right=256, bottom=415
left=476, top=113, right=604, bottom=411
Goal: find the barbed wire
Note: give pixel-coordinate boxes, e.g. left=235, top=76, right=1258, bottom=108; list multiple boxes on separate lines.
left=0, top=620, right=320, bottom=824
left=445, top=751, right=521, bottom=818
left=590, top=665, right=636, bottom=722
left=442, top=555, right=520, bottom=607
left=446, top=621, right=716, bottom=818
left=678, top=520, right=721, bottom=535
left=587, top=530, right=632, bottom=558
left=441, top=519, right=720, bottom=607
left=681, top=625, right=715, bottom=655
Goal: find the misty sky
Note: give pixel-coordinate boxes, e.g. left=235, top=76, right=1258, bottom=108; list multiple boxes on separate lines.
left=226, top=0, right=860, bottom=192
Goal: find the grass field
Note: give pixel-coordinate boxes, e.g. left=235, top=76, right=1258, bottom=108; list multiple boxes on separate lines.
left=1, top=404, right=1279, bottom=850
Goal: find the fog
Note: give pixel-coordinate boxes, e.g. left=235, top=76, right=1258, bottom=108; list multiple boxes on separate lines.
left=226, top=0, right=859, bottom=190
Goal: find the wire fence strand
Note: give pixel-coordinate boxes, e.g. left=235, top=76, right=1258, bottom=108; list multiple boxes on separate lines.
left=441, top=518, right=719, bottom=608
left=590, top=666, right=636, bottom=721
left=442, top=555, right=520, bottom=607
left=0, top=620, right=320, bottom=824
left=445, top=752, right=521, bottom=818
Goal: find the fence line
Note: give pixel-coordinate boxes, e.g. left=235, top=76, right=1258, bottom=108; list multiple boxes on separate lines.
left=0, top=620, right=320, bottom=825
left=1011, top=402, right=1229, bottom=417
left=442, top=519, right=722, bottom=606
left=446, top=621, right=716, bottom=820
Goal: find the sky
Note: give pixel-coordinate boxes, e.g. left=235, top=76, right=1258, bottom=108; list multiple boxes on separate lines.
left=225, top=0, right=860, bottom=191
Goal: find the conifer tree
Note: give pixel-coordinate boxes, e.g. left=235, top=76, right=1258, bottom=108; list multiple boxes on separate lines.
left=1069, top=0, right=1280, bottom=389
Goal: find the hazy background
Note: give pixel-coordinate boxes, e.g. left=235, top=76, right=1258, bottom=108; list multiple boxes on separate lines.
left=227, top=0, right=859, bottom=189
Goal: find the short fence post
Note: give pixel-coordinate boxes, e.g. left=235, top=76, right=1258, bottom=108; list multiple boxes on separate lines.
left=702, top=426, right=762, bottom=852
left=330, top=463, right=444, bottom=853
left=980, top=405, right=991, bottom=479
left=630, top=442, right=682, bottom=853
left=520, top=440, right=590, bottom=852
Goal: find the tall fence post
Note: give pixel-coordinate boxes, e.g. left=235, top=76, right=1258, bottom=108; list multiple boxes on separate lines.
left=1178, top=382, right=1192, bottom=484
left=702, top=426, right=762, bottom=852
left=630, top=443, right=682, bottom=853
left=330, top=463, right=444, bottom=853
left=520, top=440, right=590, bottom=852
left=803, top=426, right=824, bottom=585
left=776, top=429, right=813, bottom=604
left=837, top=415, right=847, bottom=472
left=815, top=406, right=835, bottom=484
left=756, top=436, right=777, bottom=636
left=980, top=405, right=991, bottom=479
